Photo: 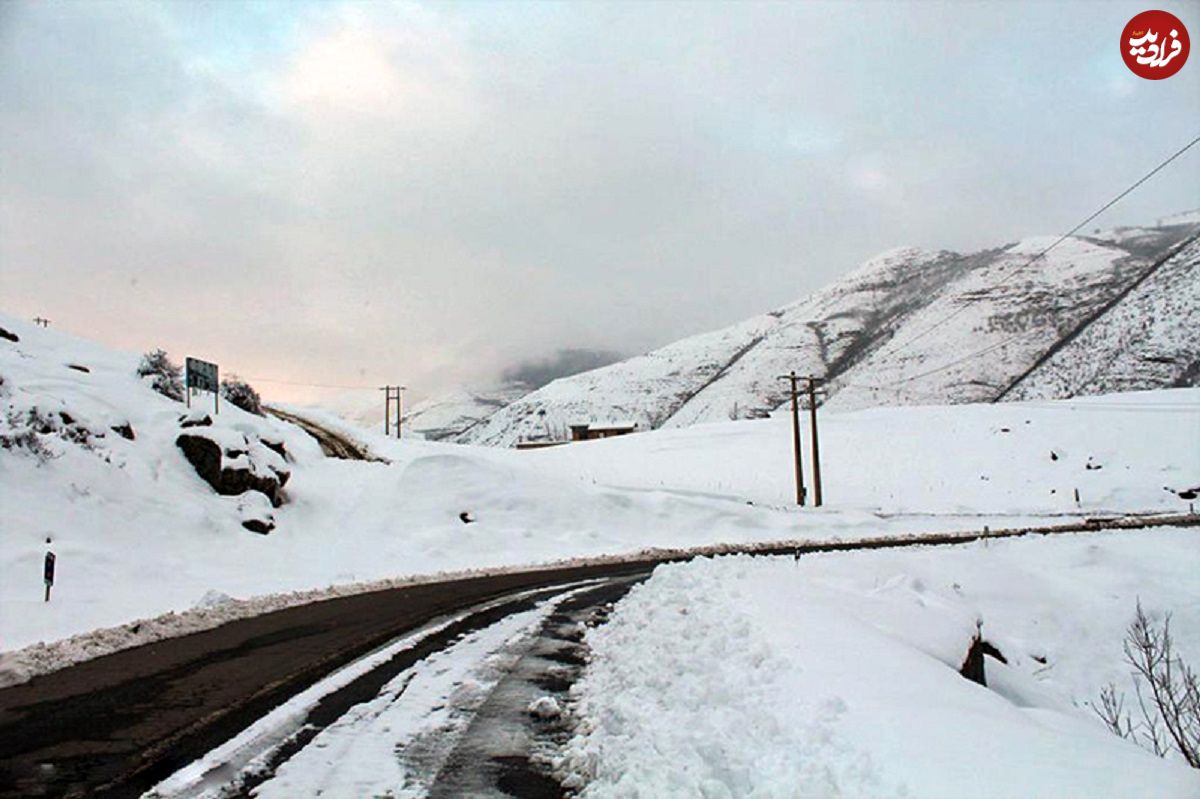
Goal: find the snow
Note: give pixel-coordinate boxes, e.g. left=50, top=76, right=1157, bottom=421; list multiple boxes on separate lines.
left=246, top=603, right=552, bottom=799
left=454, top=215, right=1199, bottom=444
left=1009, top=237, right=1200, bottom=401
left=3, top=269, right=1199, bottom=798
left=400, top=382, right=531, bottom=441
left=518, top=388, right=1200, bottom=514
left=528, top=695, right=563, bottom=719
left=148, top=582, right=591, bottom=799
left=1, top=309, right=1198, bottom=687
left=561, top=530, right=1200, bottom=797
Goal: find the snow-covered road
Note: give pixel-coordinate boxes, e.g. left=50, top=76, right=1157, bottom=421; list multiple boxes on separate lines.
left=150, top=578, right=641, bottom=799
left=0, top=562, right=651, bottom=799
left=4, top=525, right=1198, bottom=798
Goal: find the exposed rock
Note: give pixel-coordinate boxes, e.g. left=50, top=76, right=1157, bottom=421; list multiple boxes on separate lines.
left=238, top=493, right=276, bottom=535
left=960, top=632, right=1008, bottom=686
left=260, top=438, right=288, bottom=461
left=110, top=423, right=135, bottom=441
left=176, top=434, right=222, bottom=486
left=458, top=220, right=1200, bottom=446
left=0, top=327, right=17, bottom=343
left=179, top=413, right=213, bottom=428
left=66, top=364, right=90, bottom=373
left=241, top=517, right=275, bottom=535
left=175, top=433, right=289, bottom=508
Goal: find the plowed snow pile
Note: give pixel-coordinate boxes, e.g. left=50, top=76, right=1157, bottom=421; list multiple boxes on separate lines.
left=562, top=529, right=1200, bottom=797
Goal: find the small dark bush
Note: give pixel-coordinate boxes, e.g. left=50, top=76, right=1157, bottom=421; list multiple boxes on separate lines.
left=1, top=409, right=52, bottom=458
left=137, top=349, right=183, bottom=401
left=1095, top=601, right=1200, bottom=768
left=220, top=377, right=263, bottom=416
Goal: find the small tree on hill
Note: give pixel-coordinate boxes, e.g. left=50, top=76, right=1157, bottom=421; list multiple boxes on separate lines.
left=1095, top=602, right=1200, bottom=768
left=137, top=349, right=183, bottom=401
left=221, top=376, right=264, bottom=416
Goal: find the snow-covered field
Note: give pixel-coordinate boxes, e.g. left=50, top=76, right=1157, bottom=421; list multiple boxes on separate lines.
left=516, top=389, right=1200, bottom=515
left=1, top=310, right=1197, bottom=685
left=562, top=529, right=1200, bottom=797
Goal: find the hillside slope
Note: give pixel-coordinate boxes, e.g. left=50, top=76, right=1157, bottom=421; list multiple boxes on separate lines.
left=3, top=309, right=1198, bottom=671
left=1005, top=235, right=1200, bottom=400
left=400, top=383, right=530, bottom=440
left=460, top=214, right=1199, bottom=446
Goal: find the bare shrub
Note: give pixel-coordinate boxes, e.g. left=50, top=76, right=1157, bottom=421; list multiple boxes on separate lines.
left=0, top=409, right=52, bottom=459
left=220, top=377, right=263, bottom=416
left=1094, top=601, right=1200, bottom=767
left=137, top=349, right=183, bottom=401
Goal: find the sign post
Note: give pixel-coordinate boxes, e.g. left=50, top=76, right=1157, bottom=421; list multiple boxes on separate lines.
left=185, top=357, right=220, bottom=414
left=43, top=547, right=56, bottom=602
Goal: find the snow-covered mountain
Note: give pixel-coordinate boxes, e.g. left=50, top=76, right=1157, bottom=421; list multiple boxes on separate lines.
left=460, top=213, right=1200, bottom=446
left=400, top=383, right=530, bottom=441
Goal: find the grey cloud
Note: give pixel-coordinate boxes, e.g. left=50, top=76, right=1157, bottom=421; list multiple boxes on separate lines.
left=502, top=348, right=624, bottom=390
left=2, top=0, right=1197, bottom=404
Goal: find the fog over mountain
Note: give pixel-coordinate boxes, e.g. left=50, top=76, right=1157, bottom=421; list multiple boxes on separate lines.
left=400, top=348, right=624, bottom=440
left=502, top=349, right=624, bottom=390
left=459, top=212, right=1200, bottom=446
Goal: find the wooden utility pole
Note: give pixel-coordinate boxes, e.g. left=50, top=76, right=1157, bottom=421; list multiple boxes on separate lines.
left=778, top=371, right=806, bottom=506
left=396, top=385, right=406, bottom=439
left=380, top=385, right=406, bottom=439
left=382, top=386, right=394, bottom=436
left=804, top=375, right=826, bottom=507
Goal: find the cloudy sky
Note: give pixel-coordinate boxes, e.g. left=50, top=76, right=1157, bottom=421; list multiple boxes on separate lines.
left=2, top=0, right=1197, bottom=404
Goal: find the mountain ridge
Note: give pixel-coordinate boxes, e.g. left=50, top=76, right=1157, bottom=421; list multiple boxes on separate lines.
left=454, top=213, right=1199, bottom=446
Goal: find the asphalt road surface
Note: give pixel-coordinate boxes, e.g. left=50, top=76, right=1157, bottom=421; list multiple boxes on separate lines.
left=1, top=514, right=1194, bottom=798
left=0, top=561, right=654, bottom=799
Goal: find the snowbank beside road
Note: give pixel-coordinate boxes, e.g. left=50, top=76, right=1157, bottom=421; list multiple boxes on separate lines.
left=562, top=529, right=1200, bottom=797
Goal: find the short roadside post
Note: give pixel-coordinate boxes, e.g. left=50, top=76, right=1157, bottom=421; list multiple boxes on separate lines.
left=43, top=542, right=56, bottom=602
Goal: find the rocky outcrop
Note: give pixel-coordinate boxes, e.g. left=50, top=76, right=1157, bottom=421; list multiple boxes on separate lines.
left=178, top=412, right=213, bottom=429
left=959, top=633, right=1008, bottom=687
left=109, top=423, right=135, bottom=440
left=175, top=430, right=291, bottom=509
left=237, top=493, right=276, bottom=535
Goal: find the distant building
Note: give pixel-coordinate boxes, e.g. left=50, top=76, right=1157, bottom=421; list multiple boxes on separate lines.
left=514, top=440, right=568, bottom=450
left=569, top=421, right=639, bottom=441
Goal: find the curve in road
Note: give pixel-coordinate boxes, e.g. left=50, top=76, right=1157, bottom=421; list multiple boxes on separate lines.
left=1, top=514, right=1195, bottom=798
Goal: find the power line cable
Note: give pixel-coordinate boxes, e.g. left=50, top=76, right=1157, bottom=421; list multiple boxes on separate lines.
left=882, top=132, right=1200, bottom=358
left=241, top=375, right=380, bottom=391
left=840, top=328, right=1044, bottom=391
left=839, top=132, right=1200, bottom=393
